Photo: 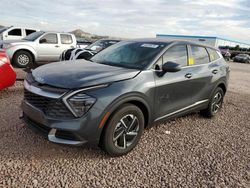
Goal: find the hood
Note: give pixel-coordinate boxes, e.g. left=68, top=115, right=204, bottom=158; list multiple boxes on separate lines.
left=32, top=60, right=140, bottom=89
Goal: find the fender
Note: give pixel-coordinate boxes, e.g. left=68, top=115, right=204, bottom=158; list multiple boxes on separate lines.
left=6, top=45, right=37, bottom=61
left=99, top=92, right=153, bottom=130
left=209, top=78, right=227, bottom=100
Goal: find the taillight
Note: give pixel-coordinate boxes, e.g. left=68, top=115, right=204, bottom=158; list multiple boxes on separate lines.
left=0, top=50, right=10, bottom=64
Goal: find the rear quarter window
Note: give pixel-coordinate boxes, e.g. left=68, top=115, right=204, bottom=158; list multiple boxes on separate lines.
left=191, top=46, right=210, bottom=65
left=60, top=34, right=73, bottom=44
left=207, top=48, right=221, bottom=62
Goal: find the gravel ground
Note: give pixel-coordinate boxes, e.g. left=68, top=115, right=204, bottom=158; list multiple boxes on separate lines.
left=0, top=62, right=249, bottom=187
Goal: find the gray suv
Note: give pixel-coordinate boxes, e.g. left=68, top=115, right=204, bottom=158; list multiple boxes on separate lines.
left=21, top=38, right=230, bottom=156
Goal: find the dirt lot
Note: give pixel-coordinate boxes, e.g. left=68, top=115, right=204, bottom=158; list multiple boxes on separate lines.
left=0, top=62, right=249, bottom=187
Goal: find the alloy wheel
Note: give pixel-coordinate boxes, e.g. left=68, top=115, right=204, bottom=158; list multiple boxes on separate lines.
left=113, top=114, right=139, bottom=149
left=17, top=54, right=30, bottom=66
left=211, top=92, right=223, bottom=113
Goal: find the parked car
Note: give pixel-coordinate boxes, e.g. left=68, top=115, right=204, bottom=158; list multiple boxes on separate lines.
left=0, top=50, right=16, bottom=90
left=1, top=31, right=77, bottom=68
left=60, top=39, right=121, bottom=61
left=233, top=54, right=250, bottom=63
left=0, top=26, right=39, bottom=41
left=76, top=38, right=92, bottom=49
left=21, top=39, right=229, bottom=156
left=85, top=39, right=121, bottom=53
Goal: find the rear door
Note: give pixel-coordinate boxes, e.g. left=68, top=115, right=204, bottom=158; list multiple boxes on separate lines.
left=36, top=33, right=62, bottom=62
left=154, top=44, right=195, bottom=120
left=59, top=34, right=75, bottom=52
left=187, top=45, right=217, bottom=103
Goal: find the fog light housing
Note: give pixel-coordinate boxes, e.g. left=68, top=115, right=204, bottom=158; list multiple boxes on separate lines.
left=67, top=93, right=96, bottom=117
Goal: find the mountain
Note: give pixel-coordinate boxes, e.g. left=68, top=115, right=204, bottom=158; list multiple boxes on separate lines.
left=0, top=25, right=4, bottom=29
left=70, top=29, right=108, bottom=41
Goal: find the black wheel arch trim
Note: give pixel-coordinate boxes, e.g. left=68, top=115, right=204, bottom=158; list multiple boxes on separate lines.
left=210, top=79, right=227, bottom=99
left=100, top=92, right=153, bottom=130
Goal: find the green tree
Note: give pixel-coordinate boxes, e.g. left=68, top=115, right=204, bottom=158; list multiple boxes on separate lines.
left=234, top=45, right=240, bottom=51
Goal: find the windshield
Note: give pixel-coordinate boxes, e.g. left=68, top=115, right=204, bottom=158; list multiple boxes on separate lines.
left=23, top=31, right=45, bottom=41
left=91, top=41, right=167, bottom=69
left=86, top=40, right=119, bottom=51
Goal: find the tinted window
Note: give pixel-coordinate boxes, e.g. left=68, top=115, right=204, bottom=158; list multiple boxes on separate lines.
left=191, top=46, right=210, bottom=64
left=60, top=34, right=73, bottom=44
left=207, top=48, right=220, bottom=61
left=163, top=45, right=188, bottom=67
left=8, top=29, right=22, bottom=36
left=25, top=29, right=36, bottom=36
left=91, top=41, right=166, bottom=69
left=40, top=34, right=58, bottom=44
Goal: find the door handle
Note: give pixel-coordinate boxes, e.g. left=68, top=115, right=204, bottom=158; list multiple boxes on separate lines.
left=55, top=45, right=60, bottom=48
left=185, top=73, right=192, bottom=79
left=212, top=69, right=218, bottom=74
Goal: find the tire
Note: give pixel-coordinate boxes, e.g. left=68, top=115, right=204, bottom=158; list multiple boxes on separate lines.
left=201, top=87, right=224, bottom=118
left=13, top=50, right=33, bottom=68
left=100, top=104, right=145, bottom=156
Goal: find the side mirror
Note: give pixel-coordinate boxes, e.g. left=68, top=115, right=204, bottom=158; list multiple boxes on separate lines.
left=162, top=61, right=181, bottom=72
left=39, top=38, right=47, bottom=43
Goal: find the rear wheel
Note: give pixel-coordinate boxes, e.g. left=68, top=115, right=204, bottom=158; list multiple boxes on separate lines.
left=201, top=87, right=224, bottom=118
left=13, top=50, right=33, bottom=68
left=100, top=104, right=144, bottom=156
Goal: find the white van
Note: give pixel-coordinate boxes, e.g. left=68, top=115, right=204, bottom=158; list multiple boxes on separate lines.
left=0, top=26, right=39, bottom=41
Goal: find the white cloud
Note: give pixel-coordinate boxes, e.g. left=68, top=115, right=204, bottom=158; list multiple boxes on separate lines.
left=0, top=0, right=249, bottom=42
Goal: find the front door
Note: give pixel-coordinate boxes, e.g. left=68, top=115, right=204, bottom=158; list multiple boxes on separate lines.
left=36, top=33, right=62, bottom=62
left=154, top=44, right=195, bottom=120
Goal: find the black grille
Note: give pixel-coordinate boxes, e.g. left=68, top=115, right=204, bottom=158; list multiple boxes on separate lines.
left=24, top=115, right=80, bottom=141
left=24, top=89, right=74, bottom=119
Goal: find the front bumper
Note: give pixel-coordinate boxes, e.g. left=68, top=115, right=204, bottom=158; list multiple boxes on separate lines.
left=21, top=97, right=104, bottom=146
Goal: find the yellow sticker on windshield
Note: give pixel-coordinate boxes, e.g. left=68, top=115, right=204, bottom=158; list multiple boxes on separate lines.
left=188, top=58, right=194, bottom=65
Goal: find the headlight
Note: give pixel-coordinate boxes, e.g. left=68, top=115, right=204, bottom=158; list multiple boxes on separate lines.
left=65, top=93, right=96, bottom=117
left=2, top=43, right=13, bottom=49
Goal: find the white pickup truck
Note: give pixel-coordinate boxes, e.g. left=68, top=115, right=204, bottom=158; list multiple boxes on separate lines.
left=0, top=26, right=39, bottom=41
left=1, top=31, right=77, bottom=68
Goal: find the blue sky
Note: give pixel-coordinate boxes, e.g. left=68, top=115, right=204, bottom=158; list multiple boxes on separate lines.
left=1, top=0, right=250, bottom=42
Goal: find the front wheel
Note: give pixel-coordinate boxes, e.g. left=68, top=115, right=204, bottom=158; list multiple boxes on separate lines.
left=13, top=50, right=33, bottom=68
left=201, top=87, right=224, bottom=118
left=100, top=104, right=144, bottom=156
